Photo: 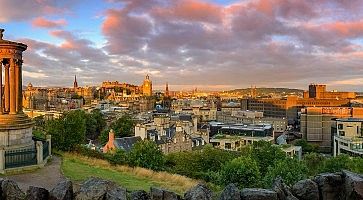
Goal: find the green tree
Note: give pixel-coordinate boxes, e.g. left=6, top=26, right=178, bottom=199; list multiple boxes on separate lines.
left=98, top=114, right=134, bottom=144
left=165, top=145, right=240, bottom=181
left=264, top=158, right=308, bottom=187
left=85, top=109, right=106, bottom=140
left=348, top=157, right=363, bottom=174
left=33, top=115, right=46, bottom=131
left=319, top=154, right=352, bottom=173
left=219, top=156, right=261, bottom=188
left=128, top=140, right=165, bottom=171
left=294, top=139, right=319, bottom=153
left=45, top=110, right=86, bottom=151
left=304, top=152, right=325, bottom=176
left=251, top=141, right=286, bottom=176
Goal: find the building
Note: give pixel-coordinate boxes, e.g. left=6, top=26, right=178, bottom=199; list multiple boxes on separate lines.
left=304, top=84, right=356, bottom=99
left=333, top=118, right=363, bottom=157
left=216, top=110, right=288, bottom=133
left=0, top=29, right=51, bottom=173
left=142, top=74, right=152, bottom=96
left=134, top=114, right=207, bottom=154
left=103, top=129, right=142, bottom=153
left=209, top=123, right=274, bottom=151
left=241, top=92, right=351, bottom=124
left=300, top=107, right=363, bottom=152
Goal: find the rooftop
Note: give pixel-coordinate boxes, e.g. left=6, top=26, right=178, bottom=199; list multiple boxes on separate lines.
left=337, top=118, right=363, bottom=122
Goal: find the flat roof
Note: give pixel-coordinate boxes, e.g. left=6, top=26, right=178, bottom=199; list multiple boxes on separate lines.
left=336, top=118, right=363, bottom=122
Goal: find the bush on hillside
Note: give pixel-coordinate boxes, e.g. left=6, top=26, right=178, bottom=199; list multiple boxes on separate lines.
left=128, top=140, right=165, bottom=171
left=263, top=157, right=308, bottom=187
left=219, top=156, right=261, bottom=188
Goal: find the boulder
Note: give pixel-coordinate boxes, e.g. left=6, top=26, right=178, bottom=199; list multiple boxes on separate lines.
left=150, top=187, right=181, bottom=200
left=106, top=185, right=127, bottom=200
left=219, top=184, right=241, bottom=200
left=25, top=186, right=49, bottom=200
left=272, top=177, right=298, bottom=200
left=291, top=179, right=319, bottom=200
left=49, top=179, right=73, bottom=200
left=75, top=177, right=127, bottom=200
left=1, top=179, right=25, bottom=200
left=313, top=172, right=344, bottom=200
left=240, top=188, right=277, bottom=200
left=131, top=190, right=150, bottom=200
left=184, top=184, right=212, bottom=200
left=343, top=170, right=363, bottom=200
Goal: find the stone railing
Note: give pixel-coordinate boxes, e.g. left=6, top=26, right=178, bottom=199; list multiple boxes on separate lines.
left=0, top=170, right=362, bottom=200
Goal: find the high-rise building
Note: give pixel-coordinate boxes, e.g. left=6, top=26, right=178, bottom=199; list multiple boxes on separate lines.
left=142, top=74, right=152, bottom=96
left=300, top=107, right=363, bottom=152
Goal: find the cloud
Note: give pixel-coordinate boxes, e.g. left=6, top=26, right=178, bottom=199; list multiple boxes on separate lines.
left=0, top=0, right=79, bottom=22
left=97, top=0, right=363, bottom=90
left=4, top=0, right=362, bottom=91
left=32, top=17, right=67, bottom=28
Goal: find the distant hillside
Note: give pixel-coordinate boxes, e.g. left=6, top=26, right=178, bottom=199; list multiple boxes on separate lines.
left=225, top=87, right=304, bottom=97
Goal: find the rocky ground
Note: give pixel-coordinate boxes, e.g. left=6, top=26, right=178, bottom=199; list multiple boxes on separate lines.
left=0, top=170, right=362, bottom=199
left=4, top=156, right=65, bottom=192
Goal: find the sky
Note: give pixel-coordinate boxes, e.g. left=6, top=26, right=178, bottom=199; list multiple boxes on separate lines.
left=1, top=0, right=363, bottom=91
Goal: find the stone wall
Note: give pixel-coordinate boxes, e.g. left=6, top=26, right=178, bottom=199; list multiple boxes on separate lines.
left=0, top=170, right=362, bottom=200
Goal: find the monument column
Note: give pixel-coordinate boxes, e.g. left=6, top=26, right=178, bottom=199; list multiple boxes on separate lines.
left=9, top=59, right=16, bottom=114
left=15, top=59, right=23, bottom=113
left=4, top=63, right=9, bottom=113
left=0, top=60, right=2, bottom=114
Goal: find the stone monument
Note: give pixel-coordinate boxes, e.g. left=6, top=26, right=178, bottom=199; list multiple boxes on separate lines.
left=0, top=29, right=34, bottom=152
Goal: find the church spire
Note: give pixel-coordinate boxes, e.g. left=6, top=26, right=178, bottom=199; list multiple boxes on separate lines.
left=165, top=82, right=169, bottom=97
left=73, top=75, right=78, bottom=89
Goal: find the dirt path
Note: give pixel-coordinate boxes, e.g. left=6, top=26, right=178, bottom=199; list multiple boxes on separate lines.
left=4, top=156, right=65, bottom=192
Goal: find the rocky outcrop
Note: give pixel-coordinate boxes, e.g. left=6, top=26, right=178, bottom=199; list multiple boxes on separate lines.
left=313, top=172, right=345, bottom=200
left=131, top=190, right=150, bottom=200
left=291, top=179, right=319, bottom=200
left=150, top=187, right=181, bottom=200
left=184, top=184, right=212, bottom=200
left=240, top=188, right=278, bottom=200
left=219, top=184, right=241, bottom=200
left=75, top=177, right=127, bottom=200
left=25, top=186, right=49, bottom=200
left=342, top=170, right=363, bottom=200
left=0, top=171, right=362, bottom=200
left=1, top=179, right=25, bottom=200
left=49, top=179, right=73, bottom=200
left=273, top=177, right=298, bottom=200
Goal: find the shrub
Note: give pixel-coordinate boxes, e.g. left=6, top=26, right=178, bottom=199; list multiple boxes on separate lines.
left=263, top=158, right=308, bottom=188
left=219, top=156, right=261, bottom=188
left=128, top=140, right=165, bottom=171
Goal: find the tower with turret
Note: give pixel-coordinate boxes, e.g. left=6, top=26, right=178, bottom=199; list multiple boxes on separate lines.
left=142, top=74, right=152, bottom=96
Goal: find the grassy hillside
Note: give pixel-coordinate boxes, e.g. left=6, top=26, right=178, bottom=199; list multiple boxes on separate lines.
left=61, top=153, right=200, bottom=194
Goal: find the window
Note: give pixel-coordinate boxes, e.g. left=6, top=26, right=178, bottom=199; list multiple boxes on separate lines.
left=338, top=124, right=343, bottom=130
left=339, top=131, right=345, bottom=136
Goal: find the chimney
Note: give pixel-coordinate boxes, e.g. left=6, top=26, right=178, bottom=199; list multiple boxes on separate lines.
left=109, top=129, right=115, bottom=143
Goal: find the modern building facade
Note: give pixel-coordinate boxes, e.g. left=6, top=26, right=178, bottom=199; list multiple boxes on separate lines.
left=333, top=118, right=363, bottom=157
left=209, top=123, right=274, bottom=151
left=216, top=110, right=288, bottom=133
left=300, top=107, right=363, bottom=152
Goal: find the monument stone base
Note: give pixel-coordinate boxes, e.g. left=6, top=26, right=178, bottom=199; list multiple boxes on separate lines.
left=0, top=127, right=33, bottom=149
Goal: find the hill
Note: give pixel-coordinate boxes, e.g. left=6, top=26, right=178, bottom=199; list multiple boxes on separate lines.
left=225, top=87, right=304, bottom=97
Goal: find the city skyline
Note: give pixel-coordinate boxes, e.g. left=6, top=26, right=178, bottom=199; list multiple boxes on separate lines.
left=1, top=0, right=363, bottom=91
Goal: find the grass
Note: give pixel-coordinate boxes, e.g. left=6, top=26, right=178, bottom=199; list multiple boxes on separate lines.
left=61, top=153, right=200, bottom=194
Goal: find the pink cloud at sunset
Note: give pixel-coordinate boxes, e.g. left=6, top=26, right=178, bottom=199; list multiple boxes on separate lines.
left=32, top=17, right=67, bottom=29
left=1, top=0, right=363, bottom=91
